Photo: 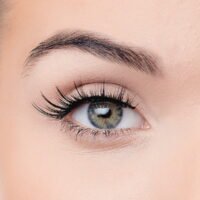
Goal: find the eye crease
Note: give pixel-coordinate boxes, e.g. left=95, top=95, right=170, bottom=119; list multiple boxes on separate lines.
left=33, top=82, right=150, bottom=148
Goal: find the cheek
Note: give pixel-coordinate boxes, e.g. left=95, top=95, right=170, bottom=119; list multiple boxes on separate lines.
left=146, top=109, right=200, bottom=199
left=145, top=131, right=196, bottom=199
left=2, top=117, right=196, bottom=200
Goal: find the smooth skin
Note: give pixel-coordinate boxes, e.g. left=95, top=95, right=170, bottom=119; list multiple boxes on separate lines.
left=0, top=0, right=200, bottom=199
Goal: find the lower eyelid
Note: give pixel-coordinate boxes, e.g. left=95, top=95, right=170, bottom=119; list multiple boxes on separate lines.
left=59, top=117, right=149, bottom=150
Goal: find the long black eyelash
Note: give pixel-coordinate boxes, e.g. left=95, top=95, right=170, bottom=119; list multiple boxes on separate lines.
left=33, top=83, right=136, bottom=120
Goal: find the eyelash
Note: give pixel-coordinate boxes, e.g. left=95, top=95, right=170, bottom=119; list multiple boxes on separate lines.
left=33, top=83, right=138, bottom=140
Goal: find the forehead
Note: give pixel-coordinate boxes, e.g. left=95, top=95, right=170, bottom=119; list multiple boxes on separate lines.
left=4, top=0, right=200, bottom=76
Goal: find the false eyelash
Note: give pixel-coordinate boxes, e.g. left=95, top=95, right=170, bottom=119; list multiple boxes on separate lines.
left=33, top=82, right=136, bottom=121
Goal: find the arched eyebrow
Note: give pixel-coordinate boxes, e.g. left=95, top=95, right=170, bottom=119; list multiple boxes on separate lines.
left=25, top=30, right=161, bottom=75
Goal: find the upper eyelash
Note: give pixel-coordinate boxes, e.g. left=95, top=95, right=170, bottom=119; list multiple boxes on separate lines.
left=33, top=83, right=137, bottom=120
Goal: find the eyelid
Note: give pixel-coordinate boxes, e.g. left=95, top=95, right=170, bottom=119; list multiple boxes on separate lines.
left=61, top=118, right=150, bottom=151
left=35, top=83, right=137, bottom=116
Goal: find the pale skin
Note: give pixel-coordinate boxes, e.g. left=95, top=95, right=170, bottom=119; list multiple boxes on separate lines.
left=0, top=0, right=200, bottom=199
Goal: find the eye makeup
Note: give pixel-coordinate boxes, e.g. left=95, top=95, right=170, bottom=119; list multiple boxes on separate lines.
left=33, top=82, right=150, bottom=149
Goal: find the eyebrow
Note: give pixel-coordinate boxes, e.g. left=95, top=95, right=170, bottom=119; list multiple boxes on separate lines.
left=25, top=31, right=161, bottom=75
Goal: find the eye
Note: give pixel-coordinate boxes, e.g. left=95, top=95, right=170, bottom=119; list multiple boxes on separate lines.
left=72, top=100, right=145, bottom=130
left=33, top=83, right=150, bottom=149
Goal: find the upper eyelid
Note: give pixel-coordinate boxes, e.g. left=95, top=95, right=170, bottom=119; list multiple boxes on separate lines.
left=33, top=83, right=140, bottom=118
left=46, top=84, right=135, bottom=107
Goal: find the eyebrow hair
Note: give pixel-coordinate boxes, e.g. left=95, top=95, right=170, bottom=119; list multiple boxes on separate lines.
left=25, top=31, right=160, bottom=75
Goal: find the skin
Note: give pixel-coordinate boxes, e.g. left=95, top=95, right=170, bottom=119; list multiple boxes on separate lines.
left=0, top=0, right=200, bottom=199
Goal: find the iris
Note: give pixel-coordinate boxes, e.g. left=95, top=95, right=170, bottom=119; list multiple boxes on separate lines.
left=88, top=101, right=123, bottom=129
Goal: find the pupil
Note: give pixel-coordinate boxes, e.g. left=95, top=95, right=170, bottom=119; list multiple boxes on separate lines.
left=88, top=101, right=123, bottom=129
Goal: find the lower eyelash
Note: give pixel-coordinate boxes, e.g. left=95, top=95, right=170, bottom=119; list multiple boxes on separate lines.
left=62, top=119, right=131, bottom=139
left=60, top=119, right=138, bottom=150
